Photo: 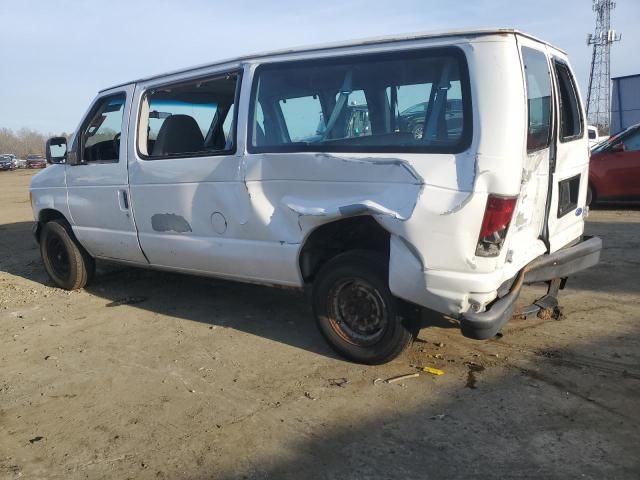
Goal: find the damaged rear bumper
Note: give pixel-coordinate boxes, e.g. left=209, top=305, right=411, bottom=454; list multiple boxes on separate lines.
left=459, top=235, right=602, bottom=340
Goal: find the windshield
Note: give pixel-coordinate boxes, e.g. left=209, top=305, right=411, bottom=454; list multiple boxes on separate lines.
left=592, top=126, right=636, bottom=153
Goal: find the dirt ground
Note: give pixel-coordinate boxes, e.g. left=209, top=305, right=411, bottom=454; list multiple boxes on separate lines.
left=0, top=169, right=639, bottom=479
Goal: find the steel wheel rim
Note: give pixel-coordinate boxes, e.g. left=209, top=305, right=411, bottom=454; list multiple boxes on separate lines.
left=328, top=278, right=388, bottom=346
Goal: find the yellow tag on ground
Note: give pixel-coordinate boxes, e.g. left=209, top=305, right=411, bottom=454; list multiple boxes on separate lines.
left=422, top=366, right=445, bottom=376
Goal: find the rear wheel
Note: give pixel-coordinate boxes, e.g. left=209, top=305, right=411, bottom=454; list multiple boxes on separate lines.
left=312, top=250, right=415, bottom=364
left=586, top=185, right=594, bottom=206
left=40, top=220, right=95, bottom=290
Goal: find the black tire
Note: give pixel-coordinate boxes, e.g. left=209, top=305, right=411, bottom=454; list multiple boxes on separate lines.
left=312, top=250, right=415, bottom=364
left=586, top=185, right=594, bottom=206
left=40, top=219, right=95, bottom=290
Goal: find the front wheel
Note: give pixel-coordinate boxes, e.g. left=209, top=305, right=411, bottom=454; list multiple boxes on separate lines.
left=40, top=220, right=95, bottom=290
left=312, top=251, right=415, bottom=364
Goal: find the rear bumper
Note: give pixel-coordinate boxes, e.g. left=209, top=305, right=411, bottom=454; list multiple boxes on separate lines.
left=459, top=235, right=602, bottom=340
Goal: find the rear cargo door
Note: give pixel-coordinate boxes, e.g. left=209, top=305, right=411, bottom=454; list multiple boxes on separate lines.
left=546, top=56, right=590, bottom=252
left=513, top=40, right=554, bottom=263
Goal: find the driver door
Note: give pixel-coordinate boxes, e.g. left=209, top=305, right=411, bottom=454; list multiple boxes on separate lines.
left=66, top=85, right=148, bottom=263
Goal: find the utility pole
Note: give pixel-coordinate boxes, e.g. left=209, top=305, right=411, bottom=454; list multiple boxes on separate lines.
left=586, top=0, right=621, bottom=134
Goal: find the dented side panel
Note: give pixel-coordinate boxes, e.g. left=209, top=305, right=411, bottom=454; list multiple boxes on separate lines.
left=123, top=34, right=555, bottom=317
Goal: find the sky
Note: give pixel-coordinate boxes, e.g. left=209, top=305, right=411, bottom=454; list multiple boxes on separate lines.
left=0, top=0, right=638, bottom=133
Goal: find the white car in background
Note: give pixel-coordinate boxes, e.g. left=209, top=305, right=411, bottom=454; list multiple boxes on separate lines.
left=587, top=125, right=609, bottom=149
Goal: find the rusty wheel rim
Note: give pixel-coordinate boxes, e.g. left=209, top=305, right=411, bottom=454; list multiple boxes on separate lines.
left=327, top=278, right=388, bottom=346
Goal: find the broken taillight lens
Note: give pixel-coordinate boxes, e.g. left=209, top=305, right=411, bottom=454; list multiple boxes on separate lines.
left=475, top=195, right=517, bottom=257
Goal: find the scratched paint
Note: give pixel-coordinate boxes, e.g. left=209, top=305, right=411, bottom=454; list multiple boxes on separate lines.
left=151, top=213, right=192, bottom=233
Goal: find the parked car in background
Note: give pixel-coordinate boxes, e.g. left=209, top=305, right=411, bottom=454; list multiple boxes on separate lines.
left=1, top=154, right=18, bottom=168
left=588, top=122, right=640, bottom=204
left=26, top=154, right=46, bottom=168
left=15, top=158, right=27, bottom=168
left=0, top=155, right=15, bottom=171
left=399, top=99, right=463, bottom=140
left=587, top=125, right=600, bottom=149
left=309, top=105, right=371, bottom=142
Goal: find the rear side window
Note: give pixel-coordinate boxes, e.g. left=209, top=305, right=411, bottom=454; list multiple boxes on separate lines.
left=249, top=47, right=472, bottom=154
left=522, top=47, right=552, bottom=152
left=138, top=72, right=240, bottom=159
left=554, top=61, right=583, bottom=141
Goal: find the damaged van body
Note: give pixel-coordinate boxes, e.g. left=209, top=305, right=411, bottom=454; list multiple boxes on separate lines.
left=32, top=29, right=601, bottom=363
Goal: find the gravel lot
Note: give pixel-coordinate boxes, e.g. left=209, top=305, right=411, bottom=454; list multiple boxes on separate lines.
left=1, top=169, right=639, bottom=479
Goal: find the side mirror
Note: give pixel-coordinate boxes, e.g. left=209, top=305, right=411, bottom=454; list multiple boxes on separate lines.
left=45, top=137, right=67, bottom=164
left=611, top=142, right=625, bottom=153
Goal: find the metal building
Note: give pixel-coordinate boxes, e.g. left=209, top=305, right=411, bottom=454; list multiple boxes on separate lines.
left=610, top=74, right=640, bottom=134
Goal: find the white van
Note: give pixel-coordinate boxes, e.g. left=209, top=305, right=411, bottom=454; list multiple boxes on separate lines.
left=32, top=29, right=601, bottom=364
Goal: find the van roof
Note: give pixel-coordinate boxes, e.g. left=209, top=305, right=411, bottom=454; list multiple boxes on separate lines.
left=101, top=28, right=563, bottom=92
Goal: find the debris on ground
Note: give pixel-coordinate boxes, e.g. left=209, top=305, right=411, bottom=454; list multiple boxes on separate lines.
left=537, top=306, right=563, bottom=321
left=430, top=414, right=447, bottom=420
left=384, top=373, right=420, bottom=384
left=44, top=355, right=57, bottom=361
left=328, top=378, right=348, bottom=388
left=303, top=391, right=317, bottom=400
left=29, top=436, right=43, bottom=444
left=534, top=348, right=563, bottom=359
left=422, top=366, right=445, bottom=376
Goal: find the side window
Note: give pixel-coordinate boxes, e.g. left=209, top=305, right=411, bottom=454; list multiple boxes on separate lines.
left=279, top=95, right=323, bottom=142
left=82, top=94, right=126, bottom=162
left=335, top=90, right=370, bottom=140
left=138, top=72, right=239, bottom=158
left=622, top=130, right=640, bottom=152
left=249, top=48, right=471, bottom=154
left=394, top=84, right=431, bottom=140
left=522, top=47, right=552, bottom=152
left=554, top=61, right=583, bottom=141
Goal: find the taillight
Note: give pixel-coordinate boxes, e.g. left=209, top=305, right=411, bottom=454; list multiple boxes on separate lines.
left=475, top=195, right=517, bottom=257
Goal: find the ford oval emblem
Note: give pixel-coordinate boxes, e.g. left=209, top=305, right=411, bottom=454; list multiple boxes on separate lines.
left=575, top=207, right=583, bottom=216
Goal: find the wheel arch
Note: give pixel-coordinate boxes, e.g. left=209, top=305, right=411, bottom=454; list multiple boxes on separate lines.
left=298, top=215, right=391, bottom=283
left=34, top=208, right=71, bottom=242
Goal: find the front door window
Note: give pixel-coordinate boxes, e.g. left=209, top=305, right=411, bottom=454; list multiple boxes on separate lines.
left=81, top=94, right=126, bottom=162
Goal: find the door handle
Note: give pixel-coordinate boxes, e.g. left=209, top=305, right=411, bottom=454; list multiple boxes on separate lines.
left=118, top=189, right=129, bottom=211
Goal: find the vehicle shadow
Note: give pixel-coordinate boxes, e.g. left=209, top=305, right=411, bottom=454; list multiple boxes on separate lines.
left=1, top=214, right=638, bottom=361
left=197, top=328, right=640, bottom=479
left=0, top=221, right=451, bottom=360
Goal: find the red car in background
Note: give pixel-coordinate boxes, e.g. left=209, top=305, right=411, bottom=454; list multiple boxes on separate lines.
left=25, top=154, right=46, bottom=169
left=588, top=123, right=640, bottom=204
